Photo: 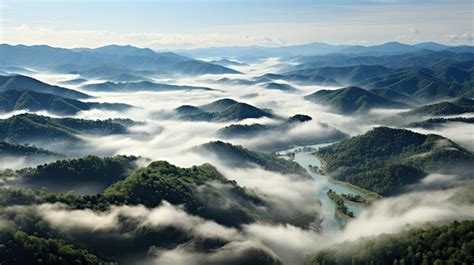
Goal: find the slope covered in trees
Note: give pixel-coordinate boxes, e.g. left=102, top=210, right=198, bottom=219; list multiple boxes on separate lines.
left=402, top=97, right=474, bottom=117
left=2, top=155, right=139, bottom=193
left=0, top=159, right=320, bottom=229
left=172, top=98, right=276, bottom=122
left=81, top=80, right=213, bottom=92
left=0, top=229, right=114, bottom=265
left=196, top=141, right=310, bottom=178
left=406, top=117, right=474, bottom=129
left=218, top=114, right=313, bottom=138
left=306, top=220, right=474, bottom=265
left=0, top=141, right=62, bottom=158
left=0, top=113, right=129, bottom=144
left=0, top=44, right=240, bottom=76
left=316, top=127, right=474, bottom=195
left=0, top=89, right=131, bottom=115
left=0, top=75, right=90, bottom=99
left=304, top=86, right=409, bottom=114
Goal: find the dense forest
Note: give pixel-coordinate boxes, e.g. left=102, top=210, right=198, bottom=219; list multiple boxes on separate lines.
left=0, top=141, right=62, bottom=158
left=304, top=86, right=408, bottom=114
left=0, top=113, right=130, bottom=144
left=172, top=98, right=276, bottom=122
left=197, top=141, right=310, bottom=178
left=0, top=229, right=115, bottom=265
left=306, top=220, right=474, bottom=265
left=402, top=97, right=474, bottom=117
left=316, top=127, right=474, bottom=195
left=406, top=117, right=474, bottom=129
left=1, top=155, right=140, bottom=192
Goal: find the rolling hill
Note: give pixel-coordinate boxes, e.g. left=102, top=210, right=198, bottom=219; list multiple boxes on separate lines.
left=0, top=113, right=130, bottom=144
left=316, top=127, right=474, bottom=195
left=0, top=75, right=90, bottom=99
left=0, top=44, right=239, bottom=76
left=263, top=82, right=298, bottom=92
left=306, top=220, right=474, bottom=265
left=195, top=141, right=310, bottom=178
left=81, top=80, right=213, bottom=92
left=5, top=155, right=140, bottom=193
left=172, top=98, right=276, bottom=122
left=402, top=97, right=474, bottom=117
left=405, top=117, right=474, bottom=129
left=0, top=89, right=131, bottom=115
left=304, top=86, right=409, bottom=114
left=0, top=141, right=62, bottom=159
left=290, top=61, right=473, bottom=104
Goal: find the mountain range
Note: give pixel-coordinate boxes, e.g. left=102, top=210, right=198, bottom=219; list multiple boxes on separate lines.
left=81, top=80, right=213, bottom=92
left=217, top=114, right=349, bottom=150
left=0, top=113, right=131, bottom=145
left=304, top=86, right=409, bottom=114
left=176, top=41, right=472, bottom=59
left=0, top=44, right=240, bottom=77
left=170, top=98, right=277, bottom=122
left=402, top=97, right=474, bottom=117
left=288, top=60, right=473, bottom=104
left=0, top=75, right=90, bottom=99
left=0, top=89, right=131, bottom=115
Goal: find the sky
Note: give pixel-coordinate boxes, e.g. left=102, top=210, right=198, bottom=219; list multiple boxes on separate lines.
left=0, top=0, right=473, bottom=49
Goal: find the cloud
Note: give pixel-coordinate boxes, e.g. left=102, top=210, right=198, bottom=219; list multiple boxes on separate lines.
left=37, top=201, right=241, bottom=241
left=446, top=32, right=474, bottom=42
left=409, top=26, right=420, bottom=34
left=1, top=24, right=285, bottom=50
left=340, top=189, right=474, bottom=241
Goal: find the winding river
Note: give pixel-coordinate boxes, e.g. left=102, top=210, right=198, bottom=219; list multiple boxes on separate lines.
left=280, top=144, right=365, bottom=232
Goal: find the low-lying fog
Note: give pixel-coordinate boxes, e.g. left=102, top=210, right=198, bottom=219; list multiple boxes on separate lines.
left=2, top=58, right=473, bottom=264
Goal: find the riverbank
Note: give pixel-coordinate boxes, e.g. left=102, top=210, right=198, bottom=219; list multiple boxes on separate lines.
left=279, top=143, right=372, bottom=231
left=327, top=189, right=354, bottom=221
left=313, top=153, right=381, bottom=203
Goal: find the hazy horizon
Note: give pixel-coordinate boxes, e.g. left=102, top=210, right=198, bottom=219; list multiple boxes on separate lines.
left=1, top=0, right=472, bottom=49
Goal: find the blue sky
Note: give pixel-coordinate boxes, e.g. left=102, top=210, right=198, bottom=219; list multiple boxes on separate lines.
left=0, top=0, right=472, bottom=49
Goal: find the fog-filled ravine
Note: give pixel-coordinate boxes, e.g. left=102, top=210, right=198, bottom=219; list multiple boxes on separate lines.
left=0, top=42, right=473, bottom=265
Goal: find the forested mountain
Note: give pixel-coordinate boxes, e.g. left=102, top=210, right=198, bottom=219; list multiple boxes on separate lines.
left=81, top=80, right=212, bottom=92
left=263, top=82, right=299, bottom=92
left=2, top=155, right=140, bottom=193
left=196, top=141, right=310, bottom=177
left=290, top=60, right=473, bottom=104
left=70, top=65, right=151, bottom=82
left=316, top=127, right=474, bottom=195
left=0, top=75, right=90, bottom=99
left=402, top=97, right=474, bottom=117
left=217, top=114, right=348, bottom=150
left=0, top=157, right=320, bottom=264
left=0, top=229, right=114, bottom=265
left=0, top=44, right=239, bottom=76
left=406, top=117, right=474, bottom=129
left=306, top=220, right=474, bottom=265
left=0, top=141, right=62, bottom=159
left=180, top=41, right=466, bottom=58
left=103, top=160, right=319, bottom=228
left=304, top=86, right=409, bottom=114
left=218, top=114, right=313, bottom=138
left=0, top=90, right=131, bottom=115
left=171, top=98, right=276, bottom=122
left=0, top=113, right=130, bottom=144
left=209, top=58, right=248, bottom=67
left=358, top=68, right=460, bottom=103
left=289, top=64, right=392, bottom=84
left=296, top=50, right=474, bottom=69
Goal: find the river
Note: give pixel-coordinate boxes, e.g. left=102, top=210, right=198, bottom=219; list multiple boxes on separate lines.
left=279, top=144, right=365, bottom=233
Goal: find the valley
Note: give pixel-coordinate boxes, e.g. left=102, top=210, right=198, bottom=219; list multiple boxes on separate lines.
left=0, top=39, right=473, bottom=265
